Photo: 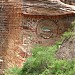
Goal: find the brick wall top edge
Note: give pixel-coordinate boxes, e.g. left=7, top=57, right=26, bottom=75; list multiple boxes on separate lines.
left=22, top=12, right=75, bottom=19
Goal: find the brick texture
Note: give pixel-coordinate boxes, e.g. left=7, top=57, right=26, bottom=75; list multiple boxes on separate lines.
left=0, top=0, right=75, bottom=70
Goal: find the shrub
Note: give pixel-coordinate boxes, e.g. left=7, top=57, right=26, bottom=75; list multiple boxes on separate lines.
left=20, top=45, right=58, bottom=75
left=20, top=44, right=75, bottom=75
left=5, top=66, right=21, bottom=75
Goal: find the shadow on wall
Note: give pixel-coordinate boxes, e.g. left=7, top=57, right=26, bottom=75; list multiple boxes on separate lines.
left=61, top=0, right=75, bottom=5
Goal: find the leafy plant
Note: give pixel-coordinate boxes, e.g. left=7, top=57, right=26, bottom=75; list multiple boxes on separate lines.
left=62, top=31, right=73, bottom=39
left=19, top=44, right=75, bottom=75
left=5, top=66, right=21, bottom=75
left=71, top=21, right=75, bottom=31
left=60, top=21, right=75, bottom=43
left=20, top=45, right=58, bottom=75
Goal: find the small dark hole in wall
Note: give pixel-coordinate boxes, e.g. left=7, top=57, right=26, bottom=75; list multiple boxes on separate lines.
left=22, top=26, right=30, bottom=29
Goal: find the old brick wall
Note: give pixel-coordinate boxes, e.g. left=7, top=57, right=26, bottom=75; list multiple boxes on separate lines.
left=0, top=0, right=75, bottom=69
left=0, top=1, right=24, bottom=68
left=4, top=2, right=24, bottom=68
left=0, top=0, right=31, bottom=69
left=0, top=1, right=9, bottom=70
left=5, top=1, right=75, bottom=69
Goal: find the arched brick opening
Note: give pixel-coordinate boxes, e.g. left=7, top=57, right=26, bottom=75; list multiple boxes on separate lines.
left=37, top=19, right=58, bottom=38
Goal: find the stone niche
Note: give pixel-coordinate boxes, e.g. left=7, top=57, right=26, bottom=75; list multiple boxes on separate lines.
left=22, top=14, right=72, bottom=46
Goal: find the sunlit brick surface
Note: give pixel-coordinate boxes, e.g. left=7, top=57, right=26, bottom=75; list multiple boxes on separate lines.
left=0, top=0, right=23, bottom=69
left=0, top=0, right=75, bottom=70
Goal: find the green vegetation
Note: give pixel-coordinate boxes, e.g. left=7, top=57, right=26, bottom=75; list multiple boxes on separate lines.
left=5, top=66, right=21, bottom=75
left=20, top=45, right=57, bottom=75
left=19, top=44, right=75, bottom=75
left=60, top=21, right=75, bottom=44
left=60, top=31, right=74, bottom=44
left=5, top=44, right=75, bottom=75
